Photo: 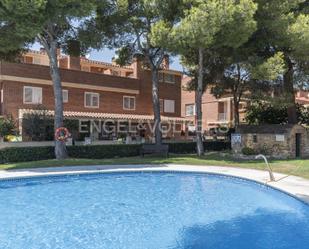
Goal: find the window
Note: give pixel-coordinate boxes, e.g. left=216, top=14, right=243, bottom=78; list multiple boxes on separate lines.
left=123, top=96, right=136, bottom=110
left=164, top=73, right=176, bottom=84
left=24, top=56, right=33, bottom=64
left=23, top=86, right=42, bottom=104
left=253, top=134, right=258, bottom=143
left=185, top=104, right=195, bottom=116
left=33, top=57, right=41, bottom=65
left=160, top=99, right=164, bottom=112
left=164, top=99, right=175, bottom=113
left=62, top=90, right=68, bottom=103
left=84, top=92, right=99, bottom=108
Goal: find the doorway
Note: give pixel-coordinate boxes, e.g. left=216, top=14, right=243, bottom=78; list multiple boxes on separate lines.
left=295, top=133, right=301, bottom=158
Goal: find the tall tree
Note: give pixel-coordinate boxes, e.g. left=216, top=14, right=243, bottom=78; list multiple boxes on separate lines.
left=111, top=0, right=184, bottom=145
left=0, top=0, right=95, bottom=159
left=249, top=0, right=309, bottom=124
left=154, top=0, right=257, bottom=156
left=211, top=51, right=286, bottom=127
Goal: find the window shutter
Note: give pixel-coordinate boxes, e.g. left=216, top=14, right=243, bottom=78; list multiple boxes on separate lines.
left=164, top=100, right=175, bottom=113
left=160, top=99, right=164, bottom=112
left=62, top=90, right=68, bottom=103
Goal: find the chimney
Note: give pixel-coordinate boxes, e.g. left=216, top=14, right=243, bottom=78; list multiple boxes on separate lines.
left=161, top=55, right=169, bottom=70
left=68, top=56, right=81, bottom=71
left=112, top=57, right=118, bottom=66
left=131, top=56, right=142, bottom=79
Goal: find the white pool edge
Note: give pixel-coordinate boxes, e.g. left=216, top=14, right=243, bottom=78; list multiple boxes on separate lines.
left=0, top=164, right=309, bottom=204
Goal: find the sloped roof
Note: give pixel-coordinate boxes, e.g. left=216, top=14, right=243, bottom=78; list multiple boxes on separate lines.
left=19, top=109, right=189, bottom=123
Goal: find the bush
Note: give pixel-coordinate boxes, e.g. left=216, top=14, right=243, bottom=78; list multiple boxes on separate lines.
left=23, top=111, right=54, bottom=141
left=67, top=144, right=141, bottom=159
left=0, top=146, right=55, bottom=163
left=204, top=141, right=231, bottom=151
left=241, top=147, right=256, bottom=156
left=0, top=116, right=17, bottom=140
left=167, top=142, right=196, bottom=154
left=167, top=141, right=231, bottom=154
left=246, top=101, right=309, bottom=125
left=0, top=141, right=232, bottom=163
left=22, top=108, right=81, bottom=141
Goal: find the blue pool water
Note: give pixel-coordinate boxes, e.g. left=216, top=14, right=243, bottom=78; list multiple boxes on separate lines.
left=0, top=172, right=309, bottom=249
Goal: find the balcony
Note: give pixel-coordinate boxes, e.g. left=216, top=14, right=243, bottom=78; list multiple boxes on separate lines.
left=218, top=113, right=227, bottom=122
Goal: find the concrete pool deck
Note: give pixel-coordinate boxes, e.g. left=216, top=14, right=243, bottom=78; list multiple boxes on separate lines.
left=0, top=164, right=308, bottom=204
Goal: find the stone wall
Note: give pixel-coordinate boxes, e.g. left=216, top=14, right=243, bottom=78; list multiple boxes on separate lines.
left=232, top=125, right=309, bottom=159
left=242, top=133, right=291, bottom=158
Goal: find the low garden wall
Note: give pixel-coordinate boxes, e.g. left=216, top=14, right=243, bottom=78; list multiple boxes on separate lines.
left=0, top=141, right=231, bottom=164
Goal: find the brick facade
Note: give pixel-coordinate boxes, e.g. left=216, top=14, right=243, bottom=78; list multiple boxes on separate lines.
left=0, top=50, right=184, bottom=141
left=181, top=76, right=307, bottom=132
left=181, top=76, right=244, bottom=132
left=0, top=55, right=182, bottom=120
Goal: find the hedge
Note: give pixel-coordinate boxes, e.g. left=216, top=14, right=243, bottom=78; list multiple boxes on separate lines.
left=0, top=141, right=231, bottom=163
left=168, top=141, right=231, bottom=154
left=0, top=146, right=55, bottom=164
left=67, top=144, right=141, bottom=159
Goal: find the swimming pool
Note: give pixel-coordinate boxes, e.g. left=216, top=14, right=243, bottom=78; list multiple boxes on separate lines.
left=0, top=172, right=308, bottom=249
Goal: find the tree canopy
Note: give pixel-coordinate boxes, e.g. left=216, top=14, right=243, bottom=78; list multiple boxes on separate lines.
left=0, top=0, right=96, bottom=159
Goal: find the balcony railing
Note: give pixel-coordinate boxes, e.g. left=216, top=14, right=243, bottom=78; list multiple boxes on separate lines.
left=218, top=113, right=227, bottom=121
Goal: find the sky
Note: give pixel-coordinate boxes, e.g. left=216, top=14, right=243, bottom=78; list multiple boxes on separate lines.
left=31, top=43, right=184, bottom=71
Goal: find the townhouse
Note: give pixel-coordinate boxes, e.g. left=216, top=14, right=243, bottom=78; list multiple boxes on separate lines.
left=181, top=76, right=246, bottom=135
left=0, top=49, right=186, bottom=142
left=181, top=76, right=309, bottom=135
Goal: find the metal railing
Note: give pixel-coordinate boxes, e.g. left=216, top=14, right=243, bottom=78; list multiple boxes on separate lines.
left=255, top=154, right=275, bottom=182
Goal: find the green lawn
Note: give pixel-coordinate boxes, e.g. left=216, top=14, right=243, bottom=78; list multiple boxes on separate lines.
left=1, top=153, right=309, bottom=179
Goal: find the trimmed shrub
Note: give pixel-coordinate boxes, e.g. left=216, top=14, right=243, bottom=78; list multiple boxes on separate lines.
left=167, top=142, right=196, bottom=154
left=0, top=141, right=231, bottom=163
left=0, top=146, right=55, bottom=163
left=241, top=147, right=256, bottom=156
left=67, top=144, right=141, bottom=159
left=167, top=141, right=231, bottom=154
left=204, top=141, right=231, bottom=151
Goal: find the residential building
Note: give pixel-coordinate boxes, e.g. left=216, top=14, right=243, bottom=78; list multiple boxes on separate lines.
left=181, top=76, right=308, bottom=134
left=181, top=76, right=246, bottom=134
left=0, top=49, right=185, bottom=142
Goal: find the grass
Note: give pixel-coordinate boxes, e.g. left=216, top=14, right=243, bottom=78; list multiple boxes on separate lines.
left=0, top=152, right=309, bottom=179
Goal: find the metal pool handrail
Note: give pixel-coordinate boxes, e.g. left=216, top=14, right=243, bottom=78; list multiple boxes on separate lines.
left=255, top=154, right=276, bottom=182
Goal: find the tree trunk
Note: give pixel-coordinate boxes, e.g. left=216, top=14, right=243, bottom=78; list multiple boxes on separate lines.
left=150, top=67, right=162, bottom=145
left=283, top=55, right=297, bottom=124
left=46, top=42, right=68, bottom=159
left=196, top=47, right=205, bottom=156
left=233, top=95, right=240, bottom=128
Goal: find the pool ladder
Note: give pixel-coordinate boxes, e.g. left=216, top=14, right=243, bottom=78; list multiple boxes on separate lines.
left=255, top=154, right=275, bottom=182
